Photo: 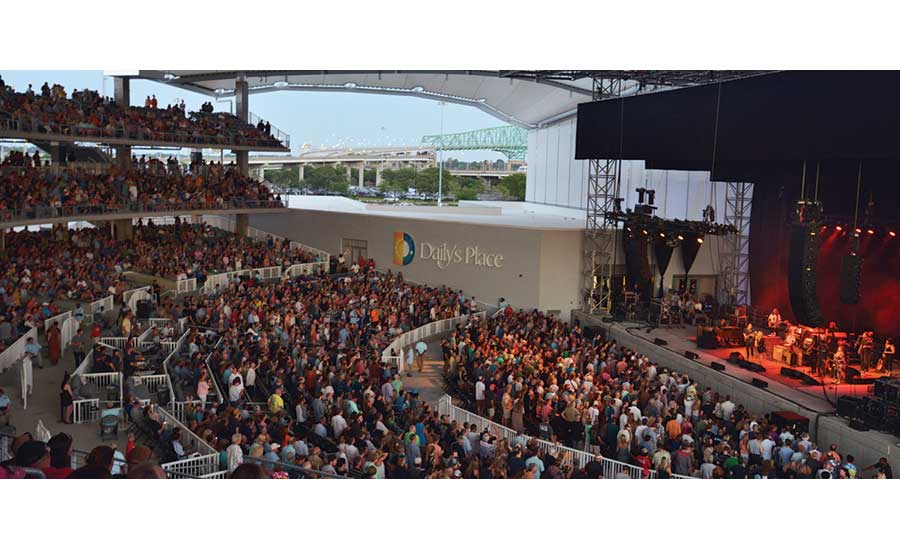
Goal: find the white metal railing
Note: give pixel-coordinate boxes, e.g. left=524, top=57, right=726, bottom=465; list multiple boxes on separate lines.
left=156, top=405, right=216, bottom=455
left=81, top=371, right=121, bottom=389
left=87, top=295, right=114, bottom=316
left=73, top=398, right=100, bottom=424
left=436, top=395, right=653, bottom=479
left=200, top=266, right=283, bottom=294
left=99, top=336, right=128, bottom=350
left=71, top=349, right=94, bottom=378
left=161, top=453, right=221, bottom=477
left=0, top=326, right=38, bottom=373
left=285, top=261, right=327, bottom=278
left=381, top=312, right=485, bottom=374
left=133, top=373, right=169, bottom=394
left=176, top=278, right=198, bottom=294
left=169, top=400, right=202, bottom=423
left=43, top=310, right=73, bottom=332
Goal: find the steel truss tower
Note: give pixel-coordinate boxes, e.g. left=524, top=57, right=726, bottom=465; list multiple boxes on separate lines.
left=583, top=78, right=623, bottom=314
left=718, top=181, right=754, bottom=306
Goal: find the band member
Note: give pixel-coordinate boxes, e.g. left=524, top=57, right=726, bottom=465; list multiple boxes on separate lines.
left=767, top=308, right=782, bottom=329
left=882, top=338, right=896, bottom=376
left=744, top=323, right=756, bottom=358
left=832, top=344, right=846, bottom=383
left=857, top=331, right=874, bottom=372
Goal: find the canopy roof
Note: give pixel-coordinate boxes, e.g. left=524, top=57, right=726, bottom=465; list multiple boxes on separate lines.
left=137, top=70, right=765, bottom=129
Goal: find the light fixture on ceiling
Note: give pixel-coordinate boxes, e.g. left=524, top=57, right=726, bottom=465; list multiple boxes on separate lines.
left=476, top=98, right=487, bottom=103
left=213, top=88, right=228, bottom=95
left=411, top=86, right=425, bottom=93
left=163, top=73, right=178, bottom=81
left=344, top=82, right=358, bottom=89
left=273, top=80, right=289, bottom=88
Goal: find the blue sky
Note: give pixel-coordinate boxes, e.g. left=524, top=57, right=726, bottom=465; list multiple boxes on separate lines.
left=1, top=70, right=507, bottom=160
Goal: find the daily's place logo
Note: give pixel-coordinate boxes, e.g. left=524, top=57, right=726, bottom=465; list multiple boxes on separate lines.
left=393, top=232, right=416, bottom=266
left=392, top=231, right=504, bottom=269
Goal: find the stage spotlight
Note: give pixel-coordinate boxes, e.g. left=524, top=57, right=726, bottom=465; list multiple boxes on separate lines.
left=854, top=228, right=862, bottom=234
left=659, top=232, right=666, bottom=238
left=867, top=228, right=875, bottom=235
left=642, top=229, right=648, bottom=235
left=677, top=235, right=684, bottom=241
left=696, top=237, right=704, bottom=244
left=890, top=231, right=896, bottom=237
left=820, top=226, right=827, bottom=231
left=835, top=225, right=842, bottom=231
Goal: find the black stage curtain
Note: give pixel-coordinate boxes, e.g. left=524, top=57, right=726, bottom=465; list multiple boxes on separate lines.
left=681, top=235, right=702, bottom=275
left=653, top=236, right=675, bottom=297
left=623, top=225, right=652, bottom=300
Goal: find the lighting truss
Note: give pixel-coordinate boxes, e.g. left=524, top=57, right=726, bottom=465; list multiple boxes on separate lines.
left=717, top=182, right=753, bottom=307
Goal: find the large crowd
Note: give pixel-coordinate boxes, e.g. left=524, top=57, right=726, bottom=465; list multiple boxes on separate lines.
left=0, top=77, right=284, bottom=148
left=0, top=156, right=281, bottom=214
left=0, top=221, right=317, bottom=348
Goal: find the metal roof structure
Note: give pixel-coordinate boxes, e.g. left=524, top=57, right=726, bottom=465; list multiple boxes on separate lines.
left=137, top=70, right=769, bottom=129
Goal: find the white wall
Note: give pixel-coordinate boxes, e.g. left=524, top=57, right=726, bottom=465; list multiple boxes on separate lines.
left=249, top=210, right=583, bottom=315
left=526, top=118, right=728, bottom=221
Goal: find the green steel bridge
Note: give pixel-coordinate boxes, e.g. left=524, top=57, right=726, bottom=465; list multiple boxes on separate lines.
left=420, top=125, right=527, bottom=160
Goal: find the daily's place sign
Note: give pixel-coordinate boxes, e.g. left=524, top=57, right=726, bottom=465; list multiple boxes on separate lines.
left=393, top=232, right=504, bottom=269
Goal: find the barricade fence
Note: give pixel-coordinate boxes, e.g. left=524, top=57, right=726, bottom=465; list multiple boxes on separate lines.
left=0, top=326, right=38, bottom=374
left=155, top=405, right=216, bottom=456
left=73, top=398, right=100, bottom=424
left=123, top=286, right=155, bottom=314
left=381, top=312, right=486, bottom=374
left=436, top=395, right=653, bottom=479
left=176, top=278, right=198, bottom=294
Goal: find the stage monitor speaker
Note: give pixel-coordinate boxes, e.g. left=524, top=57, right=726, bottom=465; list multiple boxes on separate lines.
left=653, top=338, right=668, bottom=347
left=710, top=361, right=726, bottom=371
left=839, top=254, right=862, bottom=305
left=849, top=418, right=870, bottom=431
left=751, top=377, right=769, bottom=389
left=738, top=360, right=766, bottom=373
left=787, top=222, right=825, bottom=326
left=728, top=351, right=744, bottom=364
left=684, top=351, right=698, bottom=360
left=874, top=378, right=900, bottom=403
left=770, top=411, right=810, bottom=435
left=798, top=372, right=822, bottom=386
left=697, top=328, right=718, bottom=349
left=845, top=366, right=862, bottom=382
left=837, top=396, right=864, bottom=418
left=780, top=367, right=801, bottom=379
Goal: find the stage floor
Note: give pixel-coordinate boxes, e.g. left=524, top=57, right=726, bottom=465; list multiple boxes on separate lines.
left=617, top=323, right=880, bottom=411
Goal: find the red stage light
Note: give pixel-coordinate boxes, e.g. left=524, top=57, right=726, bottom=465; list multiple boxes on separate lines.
left=855, top=228, right=862, bottom=233
left=696, top=237, right=704, bottom=244
left=835, top=225, right=843, bottom=231
left=867, top=229, right=875, bottom=235
left=890, top=231, right=897, bottom=237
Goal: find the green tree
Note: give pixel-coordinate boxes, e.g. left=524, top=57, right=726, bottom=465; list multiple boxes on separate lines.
left=380, top=168, right=418, bottom=193
left=499, top=172, right=526, bottom=201
left=449, top=176, right=483, bottom=201
left=305, top=165, right=350, bottom=192
left=413, top=167, right=454, bottom=195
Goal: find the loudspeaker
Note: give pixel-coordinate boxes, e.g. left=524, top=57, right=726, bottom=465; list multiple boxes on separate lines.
left=839, top=254, right=862, bottom=305
left=845, top=366, right=862, bottom=381
left=770, top=411, right=810, bottom=435
left=737, top=359, right=766, bottom=373
left=874, top=378, right=900, bottom=402
left=709, top=361, right=726, bottom=371
left=787, top=222, right=825, bottom=326
left=751, top=377, right=769, bottom=389
left=684, top=351, right=698, bottom=360
left=837, top=396, right=864, bottom=418
left=780, top=367, right=801, bottom=379
left=798, top=372, right=822, bottom=386
left=728, top=351, right=744, bottom=364
left=136, top=299, right=153, bottom=319
left=849, top=418, right=870, bottom=431
left=697, top=328, right=718, bottom=349
left=653, top=338, right=668, bottom=346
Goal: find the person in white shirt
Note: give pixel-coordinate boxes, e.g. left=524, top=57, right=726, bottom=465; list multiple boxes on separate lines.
left=760, top=436, right=777, bottom=461
left=331, top=411, right=348, bottom=439
left=227, top=433, right=244, bottom=473
left=719, top=396, right=736, bottom=420
left=768, top=308, right=782, bottom=329
left=475, top=377, right=486, bottom=415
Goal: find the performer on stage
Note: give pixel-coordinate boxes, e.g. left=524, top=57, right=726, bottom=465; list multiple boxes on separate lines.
left=882, top=338, right=896, bottom=376
left=767, top=308, right=782, bottom=329
left=857, top=331, right=874, bottom=372
left=832, top=344, right=846, bottom=383
left=744, top=323, right=756, bottom=358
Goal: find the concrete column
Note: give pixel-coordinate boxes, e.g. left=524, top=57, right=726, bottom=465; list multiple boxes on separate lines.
left=298, top=164, right=305, bottom=182
left=358, top=162, right=365, bottom=187
left=235, top=213, right=249, bottom=237
left=345, top=164, right=352, bottom=181
left=114, top=77, right=131, bottom=170
left=375, top=164, right=383, bottom=187
left=47, top=142, right=65, bottom=166
left=113, top=219, right=133, bottom=241
left=235, top=79, right=249, bottom=177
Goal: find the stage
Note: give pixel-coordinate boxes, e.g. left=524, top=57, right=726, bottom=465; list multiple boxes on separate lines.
left=642, top=324, right=880, bottom=405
